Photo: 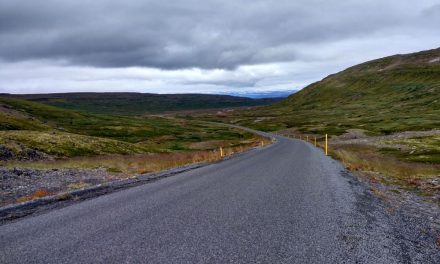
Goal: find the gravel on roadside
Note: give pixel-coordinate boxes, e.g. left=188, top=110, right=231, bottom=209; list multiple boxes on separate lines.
left=0, top=167, right=115, bottom=206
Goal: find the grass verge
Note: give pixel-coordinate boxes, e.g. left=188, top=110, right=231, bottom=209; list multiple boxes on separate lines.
left=4, top=138, right=269, bottom=174
left=330, top=144, right=439, bottom=196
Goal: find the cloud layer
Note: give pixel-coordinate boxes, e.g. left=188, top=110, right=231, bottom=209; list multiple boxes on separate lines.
left=1, top=0, right=439, bottom=95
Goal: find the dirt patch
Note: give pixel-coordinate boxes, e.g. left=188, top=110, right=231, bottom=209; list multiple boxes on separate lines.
left=0, top=104, right=28, bottom=118
left=0, top=144, right=49, bottom=162
left=253, top=117, right=274, bottom=123
left=0, top=145, right=13, bottom=161
left=334, top=129, right=368, bottom=140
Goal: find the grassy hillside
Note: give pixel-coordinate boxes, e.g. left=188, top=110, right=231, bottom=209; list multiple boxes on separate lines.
left=194, top=48, right=440, bottom=135
left=0, top=93, right=282, bottom=115
left=0, top=97, right=259, bottom=161
left=275, top=48, right=440, bottom=134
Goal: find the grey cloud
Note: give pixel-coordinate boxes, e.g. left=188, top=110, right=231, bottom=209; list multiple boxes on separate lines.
left=421, top=4, right=440, bottom=24
left=0, top=0, right=439, bottom=70
left=182, top=79, right=262, bottom=88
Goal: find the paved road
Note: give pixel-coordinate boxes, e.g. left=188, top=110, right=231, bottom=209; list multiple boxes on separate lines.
left=0, top=134, right=437, bottom=263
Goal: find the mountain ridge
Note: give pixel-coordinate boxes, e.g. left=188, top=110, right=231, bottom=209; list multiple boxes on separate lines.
left=0, top=92, right=283, bottom=115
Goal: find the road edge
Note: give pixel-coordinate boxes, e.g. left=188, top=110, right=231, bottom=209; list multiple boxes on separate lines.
left=0, top=136, right=277, bottom=224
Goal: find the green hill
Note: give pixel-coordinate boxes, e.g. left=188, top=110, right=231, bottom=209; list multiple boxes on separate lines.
left=209, top=48, right=440, bottom=135
left=0, top=93, right=282, bottom=115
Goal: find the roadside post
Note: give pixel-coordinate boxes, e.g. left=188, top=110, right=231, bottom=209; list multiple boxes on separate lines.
left=325, top=134, right=328, bottom=156
left=314, top=136, right=317, bottom=147
left=220, top=147, right=224, bottom=157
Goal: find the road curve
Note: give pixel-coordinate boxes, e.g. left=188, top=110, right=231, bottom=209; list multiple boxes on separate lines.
left=0, top=134, right=437, bottom=263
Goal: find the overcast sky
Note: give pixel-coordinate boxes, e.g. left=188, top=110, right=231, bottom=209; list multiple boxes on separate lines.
left=0, top=0, right=439, bottom=97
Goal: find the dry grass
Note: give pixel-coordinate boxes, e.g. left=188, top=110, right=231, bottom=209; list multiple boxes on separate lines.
left=16, top=189, right=52, bottom=203
left=330, top=144, right=440, bottom=195
left=4, top=138, right=270, bottom=176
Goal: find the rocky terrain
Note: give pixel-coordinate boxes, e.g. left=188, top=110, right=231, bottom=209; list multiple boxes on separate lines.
left=0, top=167, right=113, bottom=206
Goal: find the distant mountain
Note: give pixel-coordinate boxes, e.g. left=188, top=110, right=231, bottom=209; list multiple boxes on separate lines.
left=224, top=90, right=296, bottom=98
left=0, top=93, right=282, bottom=115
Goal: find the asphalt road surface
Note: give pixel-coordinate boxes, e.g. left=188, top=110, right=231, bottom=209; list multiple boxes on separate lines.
left=0, top=134, right=438, bottom=263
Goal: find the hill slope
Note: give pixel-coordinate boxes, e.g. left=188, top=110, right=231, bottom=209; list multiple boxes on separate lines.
left=202, top=48, right=440, bottom=135
left=275, top=47, right=440, bottom=134
left=0, top=93, right=282, bottom=115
